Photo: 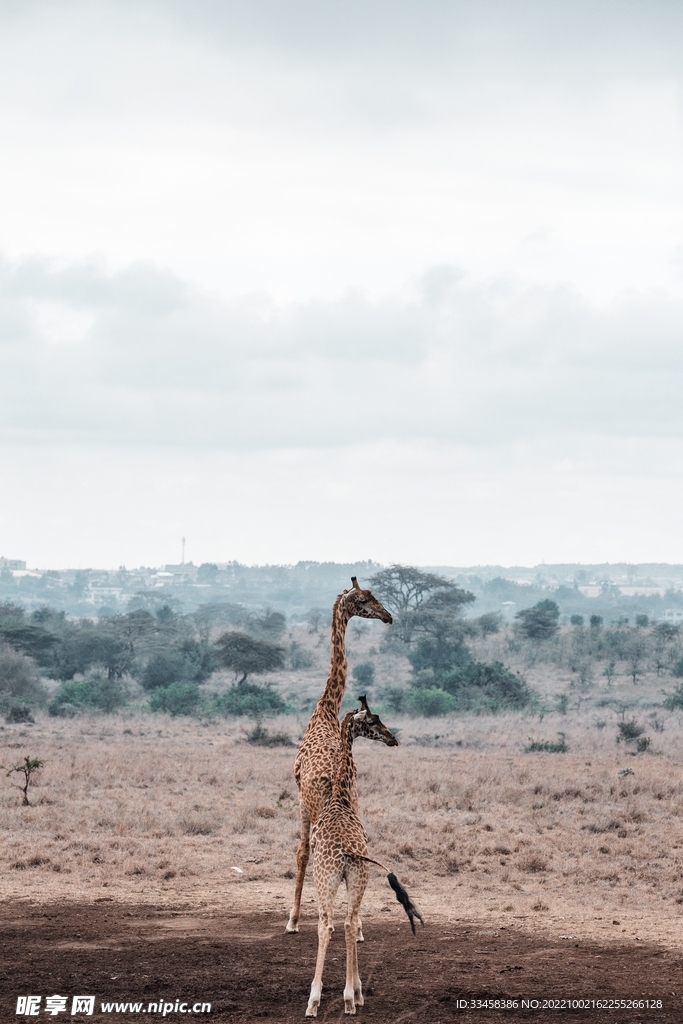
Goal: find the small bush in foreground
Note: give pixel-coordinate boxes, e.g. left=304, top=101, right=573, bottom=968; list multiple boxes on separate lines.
left=3, top=755, right=45, bottom=806
left=524, top=733, right=568, bottom=753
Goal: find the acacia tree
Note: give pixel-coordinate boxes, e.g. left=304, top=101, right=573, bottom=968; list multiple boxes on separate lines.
left=4, top=756, right=45, bottom=806
left=369, top=565, right=472, bottom=646
left=368, top=565, right=456, bottom=616
left=214, top=631, right=285, bottom=685
left=515, top=600, right=560, bottom=642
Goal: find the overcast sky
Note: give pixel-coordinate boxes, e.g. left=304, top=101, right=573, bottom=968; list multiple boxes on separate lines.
left=3, top=0, right=683, bottom=569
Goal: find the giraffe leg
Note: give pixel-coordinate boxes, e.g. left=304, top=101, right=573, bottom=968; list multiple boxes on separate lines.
left=286, top=805, right=310, bottom=933
left=306, top=904, right=334, bottom=1017
left=343, top=862, right=368, bottom=1014
left=356, top=916, right=364, bottom=942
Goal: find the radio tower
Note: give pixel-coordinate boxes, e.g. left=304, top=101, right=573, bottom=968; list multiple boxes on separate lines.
left=181, top=536, right=185, bottom=566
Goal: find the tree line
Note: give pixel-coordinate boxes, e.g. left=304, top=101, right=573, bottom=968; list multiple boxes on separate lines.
left=0, top=600, right=291, bottom=720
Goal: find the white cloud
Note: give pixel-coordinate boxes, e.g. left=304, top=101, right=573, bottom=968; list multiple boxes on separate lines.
left=3, top=254, right=683, bottom=451
left=1, top=3, right=683, bottom=565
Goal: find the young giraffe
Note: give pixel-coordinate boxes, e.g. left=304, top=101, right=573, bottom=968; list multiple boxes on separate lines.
left=286, top=577, right=393, bottom=935
left=305, top=705, right=422, bottom=1017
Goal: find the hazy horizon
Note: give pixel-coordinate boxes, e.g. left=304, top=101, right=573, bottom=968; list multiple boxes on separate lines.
left=2, top=1, right=683, bottom=568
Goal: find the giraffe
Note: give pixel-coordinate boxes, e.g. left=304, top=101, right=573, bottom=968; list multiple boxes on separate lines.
left=305, top=705, right=423, bottom=1017
left=286, top=577, right=393, bottom=935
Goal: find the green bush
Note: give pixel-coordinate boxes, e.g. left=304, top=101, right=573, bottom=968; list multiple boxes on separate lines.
left=441, top=660, right=532, bottom=713
left=617, top=717, right=644, bottom=743
left=5, top=704, right=35, bottom=724
left=244, top=723, right=294, bottom=746
left=148, top=682, right=201, bottom=716
left=378, top=686, right=408, bottom=713
left=515, top=600, right=560, bottom=641
left=213, top=681, right=286, bottom=718
left=664, top=683, right=683, bottom=709
left=142, top=642, right=216, bottom=690
left=142, top=652, right=189, bottom=690
left=49, top=675, right=128, bottom=716
left=524, top=733, right=568, bottom=753
left=406, top=687, right=456, bottom=717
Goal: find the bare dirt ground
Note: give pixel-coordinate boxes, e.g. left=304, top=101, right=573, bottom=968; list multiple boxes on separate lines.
left=1, top=901, right=680, bottom=1022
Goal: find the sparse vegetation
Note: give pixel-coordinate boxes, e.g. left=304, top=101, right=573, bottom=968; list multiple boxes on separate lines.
left=524, top=733, right=568, bottom=753
left=244, top=723, right=294, bottom=747
left=2, top=708, right=682, bottom=949
left=4, top=755, right=45, bottom=806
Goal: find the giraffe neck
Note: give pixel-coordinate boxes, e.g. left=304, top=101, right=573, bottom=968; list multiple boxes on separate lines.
left=317, top=593, right=350, bottom=718
left=333, top=714, right=355, bottom=804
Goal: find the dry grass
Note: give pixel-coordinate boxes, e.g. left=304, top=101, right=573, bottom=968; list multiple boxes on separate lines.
left=2, top=700, right=683, bottom=948
left=2, top=618, right=682, bottom=944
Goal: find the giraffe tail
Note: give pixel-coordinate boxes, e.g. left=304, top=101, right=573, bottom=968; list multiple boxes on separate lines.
left=387, top=872, right=424, bottom=935
left=341, top=849, right=425, bottom=935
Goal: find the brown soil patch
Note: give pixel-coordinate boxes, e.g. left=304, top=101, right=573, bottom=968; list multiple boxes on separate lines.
left=1, top=902, right=679, bottom=1022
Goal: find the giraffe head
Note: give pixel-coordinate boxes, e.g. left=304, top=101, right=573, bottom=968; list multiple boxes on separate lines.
left=350, top=695, right=398, bottom=746
left=341, top=577, right=393, bottom=624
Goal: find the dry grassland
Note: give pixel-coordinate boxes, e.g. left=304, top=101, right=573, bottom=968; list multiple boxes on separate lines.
left=2, top=703, right=683, bottom=950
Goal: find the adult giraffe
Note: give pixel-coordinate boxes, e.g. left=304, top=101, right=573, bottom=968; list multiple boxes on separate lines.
left=285, top=577, right=393, bottom=935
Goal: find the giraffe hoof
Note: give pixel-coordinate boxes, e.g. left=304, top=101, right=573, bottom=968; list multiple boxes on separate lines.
left=356, top=930, right=364, bottom=942
left=285, top=923, right=299, bottom=934
left=305, top=1005, right=318, bottom=1017
left=344, top=1003, right=356, bottom=1015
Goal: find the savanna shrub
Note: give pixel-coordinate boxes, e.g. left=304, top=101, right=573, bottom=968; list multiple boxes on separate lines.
left=49, top=675, right=128, bottom=716
left=525, top=733, right=568, bottom=753
left=441, top=660, right=533, bottom=712
left=407, top=687, right=456, bottom=717
left=141, top=652, right=189, bottom=690
left=5, top=703, right=35, bottom=724
left=378, top=686, right=408, bottom=713
left=0, top=642, right=48, bottom=709
left=617, top=718, right=645, bottom=743
left=148, top=682, right=201, bottom=716
left=213, top=681, right=286, bottom=718
left=664, top=683, right=683, bottom=708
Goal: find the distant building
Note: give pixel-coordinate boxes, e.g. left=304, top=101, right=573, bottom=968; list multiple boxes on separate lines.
left=662, top=609, right=683, bottom=625
left=87, top=587, right=124, bottom=605
left=501, top=600, right=516, bottom=622
left=0, top=557, right=26, bottom=570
